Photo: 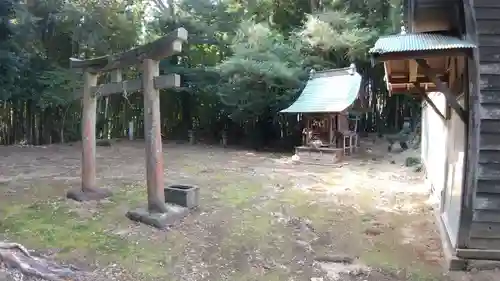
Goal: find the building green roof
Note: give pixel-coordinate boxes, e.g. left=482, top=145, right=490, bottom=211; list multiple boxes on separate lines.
left=369, top=33, right=476, bottom=55
left=280, top=66, right=362, bottom=113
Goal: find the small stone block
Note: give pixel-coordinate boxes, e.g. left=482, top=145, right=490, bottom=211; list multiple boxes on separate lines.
left=446, top=255, right=469, bottom=271
left=126, top=203, right=189, bottom=229
left=164, top=185, right=199, bottom=209
left=66, top=188, right=112, bottom=202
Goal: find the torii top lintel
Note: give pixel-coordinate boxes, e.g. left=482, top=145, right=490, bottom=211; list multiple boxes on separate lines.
left=69, top=27, right=188, bottom=73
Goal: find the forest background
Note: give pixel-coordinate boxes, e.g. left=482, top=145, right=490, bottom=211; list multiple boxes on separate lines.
left=0, top=0, right=416, bottom=150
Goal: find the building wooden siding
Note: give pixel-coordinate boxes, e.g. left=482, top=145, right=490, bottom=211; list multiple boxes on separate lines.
left=470, top=0, right=500, bottom=249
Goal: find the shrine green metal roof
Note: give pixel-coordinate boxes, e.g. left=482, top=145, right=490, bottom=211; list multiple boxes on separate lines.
left=369, top=33, right=476, bottom=55
left=280, top=66, right=362, bottom=113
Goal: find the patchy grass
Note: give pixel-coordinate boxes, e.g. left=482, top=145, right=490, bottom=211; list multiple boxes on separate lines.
left=0, top=190, right=171, bottom=277
left=266, top=188, right=444, bottom=281
left=215, top=180, right=264, bottom=208
left=0, top=142, right=454, bottom=281
left=0, top=181, right=443, bottom=281
left=1, top=200, right=126, bottom=256
left=109, top=183, right=147, bottom=207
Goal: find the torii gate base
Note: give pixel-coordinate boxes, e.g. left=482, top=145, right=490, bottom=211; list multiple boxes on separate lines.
left=126, top=204, right=189, bottom=229
left=68, top=28, right=192, bottom=229
left=67, top=188, right=112, bottom=202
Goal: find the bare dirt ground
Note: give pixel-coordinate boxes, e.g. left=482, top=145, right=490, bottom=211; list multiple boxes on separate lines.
left=0, top=136, right=498, bottom=281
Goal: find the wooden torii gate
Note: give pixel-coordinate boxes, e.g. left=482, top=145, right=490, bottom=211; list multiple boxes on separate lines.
left=68, top=28, right=188, bottom=228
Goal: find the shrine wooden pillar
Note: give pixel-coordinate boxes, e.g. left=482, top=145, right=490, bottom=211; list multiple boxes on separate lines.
left=78, top=72, right=104, bottom=198
left=142, top=59, right=167, bottom=213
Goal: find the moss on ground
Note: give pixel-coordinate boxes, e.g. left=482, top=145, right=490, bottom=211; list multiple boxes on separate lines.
left=1, top=200, right=128, bottom=256
left=215, top=180, right=264, bottom=208
left=0, top=185, right=173, bottom=278
left=0, top=178, right=443, bottom=281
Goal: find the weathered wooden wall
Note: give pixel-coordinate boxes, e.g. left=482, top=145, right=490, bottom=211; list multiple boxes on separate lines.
left=410, top=0, right=461, bottom=33
left=470, top=0, right=500, bottom=250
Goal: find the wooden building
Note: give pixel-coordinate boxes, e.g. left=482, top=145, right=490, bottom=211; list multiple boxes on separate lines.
left=280, top=64, right=364, bottom=163
left=370, top=0, right=500, bottom=270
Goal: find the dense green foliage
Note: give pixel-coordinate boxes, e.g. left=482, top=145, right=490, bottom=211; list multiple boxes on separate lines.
left=0, top=0, right=416, bottom=148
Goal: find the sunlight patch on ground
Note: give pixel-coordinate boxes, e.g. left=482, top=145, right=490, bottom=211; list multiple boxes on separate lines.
left=316, top=261, right=369, bottom=281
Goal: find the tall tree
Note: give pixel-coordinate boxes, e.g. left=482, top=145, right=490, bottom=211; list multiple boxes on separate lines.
left=0, top=0, right=410, bottom=146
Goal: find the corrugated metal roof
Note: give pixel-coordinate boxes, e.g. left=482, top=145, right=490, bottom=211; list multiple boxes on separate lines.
left=280, top=68, right=361, bottom=113
left=369, top=33, right=476, bottom=55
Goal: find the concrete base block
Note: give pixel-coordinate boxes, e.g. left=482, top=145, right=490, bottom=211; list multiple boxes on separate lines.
left=446, top=255, right=469, bottom=271
left=66, top=188, right=112, bottom=202
left=125, top=203, right=189, bottom=229
left=434, top=209, right=469, bottom=271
